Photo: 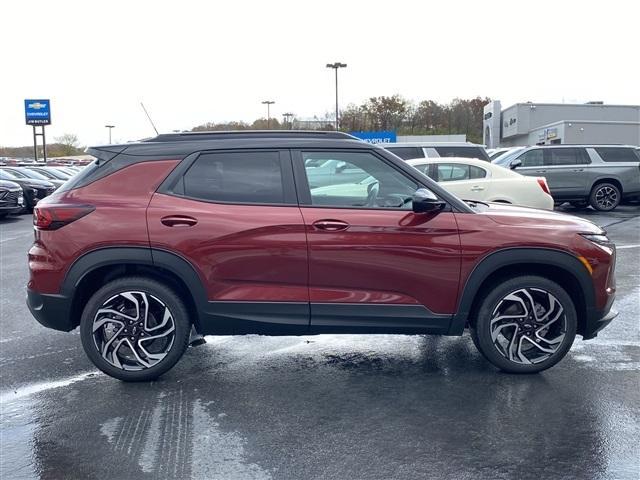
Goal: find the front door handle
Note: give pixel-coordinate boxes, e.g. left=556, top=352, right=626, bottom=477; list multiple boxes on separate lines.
left=572, top=168, right=584, bottom=172
left=312, top=219, right=349, bottom=231
left=535, top=169, right=547, bottom=173
left=161, top=215, right=198, bottom=227
left=470, top=185, right=485, bottom=191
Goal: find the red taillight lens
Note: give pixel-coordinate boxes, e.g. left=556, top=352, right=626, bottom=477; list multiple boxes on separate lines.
left=537, top=178, right=551, bottom=195
left=33, top=204, right=95, bottom=230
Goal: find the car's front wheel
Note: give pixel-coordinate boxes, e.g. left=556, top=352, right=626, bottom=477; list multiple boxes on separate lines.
left=80, top=277, right=191, bottom=382
left=470, top=276, right=577, bottom=373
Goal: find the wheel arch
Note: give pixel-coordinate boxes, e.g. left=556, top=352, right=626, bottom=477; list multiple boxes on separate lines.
left=591, top=177, right=623, bottom=194
left=62, top=247, right=208, bottom=332
left=449, top=248, right=595, bottom=337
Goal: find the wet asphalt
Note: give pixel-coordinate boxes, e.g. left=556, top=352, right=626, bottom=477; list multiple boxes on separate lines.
left=1, top=205, right=639, bottom=480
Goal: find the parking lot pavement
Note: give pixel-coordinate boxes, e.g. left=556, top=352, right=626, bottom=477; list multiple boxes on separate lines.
left=1, top=207, right=639, bottom=480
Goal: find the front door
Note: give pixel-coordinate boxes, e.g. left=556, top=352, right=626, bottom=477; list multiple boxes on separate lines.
left=293, top=149, right=461, bottom=333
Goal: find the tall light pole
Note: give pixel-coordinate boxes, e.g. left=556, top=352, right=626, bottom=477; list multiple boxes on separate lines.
left=326, top=62, right=347, bottom=130
left=283, top=112, right=294, bottom=129
left=261, top=100, right=275, bottom=129
left=105, top=125, right=115, bottom=144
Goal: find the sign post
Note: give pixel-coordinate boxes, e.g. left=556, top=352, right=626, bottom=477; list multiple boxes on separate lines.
left=24, top=99, right=51, bottom=162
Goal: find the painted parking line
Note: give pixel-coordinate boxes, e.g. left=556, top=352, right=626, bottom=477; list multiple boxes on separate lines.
left=616, top=244, right=640, bottom=249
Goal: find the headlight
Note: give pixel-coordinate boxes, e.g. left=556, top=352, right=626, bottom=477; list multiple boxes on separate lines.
left=580, top=233, right=614, bottom=254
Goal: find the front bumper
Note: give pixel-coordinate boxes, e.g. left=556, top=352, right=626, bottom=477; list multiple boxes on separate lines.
left=27, top=288, right=75, bottom=331
left=583, top=298, right=617, bottom=340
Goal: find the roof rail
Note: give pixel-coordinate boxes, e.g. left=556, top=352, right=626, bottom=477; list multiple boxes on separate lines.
left=145, top=130, right=357, bottom=142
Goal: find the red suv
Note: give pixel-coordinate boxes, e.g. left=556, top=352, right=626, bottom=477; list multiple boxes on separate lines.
left=27, top=131, right=617, bottom=381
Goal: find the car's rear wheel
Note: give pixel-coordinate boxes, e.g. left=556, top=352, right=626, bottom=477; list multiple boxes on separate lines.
left=470, top=276, right=576, bottom=373
left=80, top=277, right=191, bottom=382
left=589, top=182, right=621, bottom=211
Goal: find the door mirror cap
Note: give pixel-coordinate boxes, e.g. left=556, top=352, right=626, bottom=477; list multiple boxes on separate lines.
left=510, top=158, right=522, bottom=170
left=412, top=188, right=446, bottom=213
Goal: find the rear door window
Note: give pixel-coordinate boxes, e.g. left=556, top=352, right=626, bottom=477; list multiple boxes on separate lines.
left=595, top=147, right=640, bottom=163
left=547, top=148, right=591, bottom=165
left=182, top=151, right=288, bottom=204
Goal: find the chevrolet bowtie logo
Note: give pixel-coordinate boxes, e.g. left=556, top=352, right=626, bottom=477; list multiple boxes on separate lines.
left=28, top=102, right=47, bottom=110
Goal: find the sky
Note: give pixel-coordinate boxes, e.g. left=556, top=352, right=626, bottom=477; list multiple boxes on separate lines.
left=1, top=0, right=639, bottom=147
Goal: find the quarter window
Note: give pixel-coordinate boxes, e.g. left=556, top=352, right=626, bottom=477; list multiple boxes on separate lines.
left=385, top=147, right=425, bottom=160
left=595, top=147, right=640, bottom=163
left=183, top=151, right=285, bottom=204
left=302, top=152, right=418, bottom=209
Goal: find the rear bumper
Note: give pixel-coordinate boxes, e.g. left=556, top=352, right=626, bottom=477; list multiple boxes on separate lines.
left=27, top=288, right=74, bottom=331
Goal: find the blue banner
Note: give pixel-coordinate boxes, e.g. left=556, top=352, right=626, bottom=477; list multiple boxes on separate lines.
left=349, top=130, right=396, bottom=144
left=25, top=99, right=51, bottom=125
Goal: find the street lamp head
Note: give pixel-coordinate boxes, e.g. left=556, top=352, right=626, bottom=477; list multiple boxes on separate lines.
left=105, top=125, right=115, bottom=128
left=326, top=62, right=347, bottom=69
left=261, top=100, right=275, bottom=105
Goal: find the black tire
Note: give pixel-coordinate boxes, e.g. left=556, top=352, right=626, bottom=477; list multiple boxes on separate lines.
left=470, top=275, right=577, bottom=373
left=589, top=182, right=621, bottom=211
left=80, top=276, right=191, bottom=382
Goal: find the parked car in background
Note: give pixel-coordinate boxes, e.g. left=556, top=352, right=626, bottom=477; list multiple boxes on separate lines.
left=0, top=169, right=56, bottom=211
left=492, top=145, right=640, bottom=211
left=27, top=131, right=616, bottom=381
left=490, top=146, right=526, bottom=163
left=26, top=166, right=73, bottom=181
left=487, top=147, right=513, bottom=160
left=406, top=157, right=554, bottom=210
left=382, top=142, right=490, bottom=161
left=2, top=167, right=65, bottom=189
left=0, top=180, right=23, bottom=218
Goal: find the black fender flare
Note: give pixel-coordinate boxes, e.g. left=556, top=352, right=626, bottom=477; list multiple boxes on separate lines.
left=62, top=247, right=209, bottom=329
left=448, top=247, right=595, bottom=335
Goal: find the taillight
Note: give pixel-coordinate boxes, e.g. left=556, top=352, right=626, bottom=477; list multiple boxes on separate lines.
left=33, top=204, right=95, bottom=230
left=537, top=178, right=551, bottom=195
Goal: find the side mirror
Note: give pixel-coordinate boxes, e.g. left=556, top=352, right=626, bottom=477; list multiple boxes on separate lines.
left=510, top=159, right=522, bottom=170
left=412, top=188, right=446, bottom=213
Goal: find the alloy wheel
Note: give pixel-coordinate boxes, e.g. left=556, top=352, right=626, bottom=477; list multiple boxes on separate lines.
left=92, top=291, right=175, bottom=371
left=594, top=185, right=618, bottom=210
left=489, top=288, right=567, bottom=365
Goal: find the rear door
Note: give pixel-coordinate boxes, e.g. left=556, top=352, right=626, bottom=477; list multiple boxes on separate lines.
left=542, top=148, right=592, bottom=198
left=293, top=149, right=461, bottom=333
left=147, top=149, right=309, bottom=332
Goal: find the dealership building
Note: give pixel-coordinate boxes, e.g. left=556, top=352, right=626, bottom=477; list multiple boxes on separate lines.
left=483, top=100, right=640, bottom=148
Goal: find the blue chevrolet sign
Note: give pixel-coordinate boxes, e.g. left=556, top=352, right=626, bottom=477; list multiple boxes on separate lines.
left=25, top=99, right=51, bottom=125
left=349, top=130, right=396, bottom=144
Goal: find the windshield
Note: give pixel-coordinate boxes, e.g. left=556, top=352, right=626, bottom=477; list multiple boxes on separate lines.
left=492, top=147, right=525, bottom=166
left=18, top=168, right=49, bottom=180
left=0, top=169, right=19, bottom=180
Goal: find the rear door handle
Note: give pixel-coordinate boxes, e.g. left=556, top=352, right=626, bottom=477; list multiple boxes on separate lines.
left=535, top=169, right=547, bottom=173
left=572, top=168, right=584, bottom=172
left=312, top=219, right=349, bottom=231
left=470, top=185, right=485, bottom=191
left=161, top=215, right=198, bottom=227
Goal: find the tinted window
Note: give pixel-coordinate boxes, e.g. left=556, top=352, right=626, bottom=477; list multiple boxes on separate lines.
left=385, top=147, right=424, bottom=160
left=595, top=147, right=640, bottom=163
left=518, top=149, right=544, bottom=167
left=183, top=151, right=285, bottom=204
left=434, top=146, right=490, bottom=161
left=470, top=165, right=487, bottom=179
left=547, top=148, right=590, bottom=166
left=303, top=151, right=418, bottom=209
